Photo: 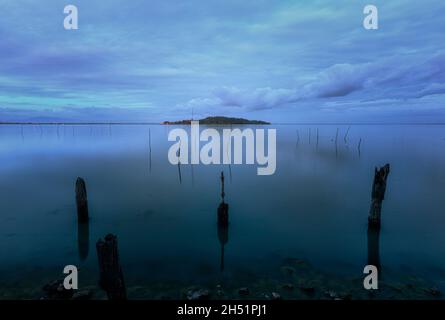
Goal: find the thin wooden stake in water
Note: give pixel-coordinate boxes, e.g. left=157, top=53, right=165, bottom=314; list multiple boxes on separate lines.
left=225, top=137, right=232, bottom=182
left=344, top=126, right=351, bottom=143
left=316, top=128, right=319, bottom=149
left=335, top=128, right=339, bottom=158
left=177, top=141, right=182, bottom=184
left=217, top=172, right=229, bottom=271
left=358, top=138, right=362, bottom=157
left=75, top=177, right=89, bottom=223
left=221, top=171, right=225, bottom=203
left=96, top=234, right=127, bottom=300
left=368, top=164, right=390, bottom=228
left=148, top=128, right=152, bottom=174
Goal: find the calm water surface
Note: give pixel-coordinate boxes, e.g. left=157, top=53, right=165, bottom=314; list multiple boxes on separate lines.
left=1, top=124, right=444, bottom=298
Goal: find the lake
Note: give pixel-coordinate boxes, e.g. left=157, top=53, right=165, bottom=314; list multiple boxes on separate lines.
left=0, top=124, right=444, bottom=299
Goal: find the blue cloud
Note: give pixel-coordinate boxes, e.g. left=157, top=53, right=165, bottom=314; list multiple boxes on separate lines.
left=0, top=0, right=444, bottom=122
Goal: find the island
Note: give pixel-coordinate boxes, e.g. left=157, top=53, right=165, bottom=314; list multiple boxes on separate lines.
left=162, top=116, right=270, bottom=125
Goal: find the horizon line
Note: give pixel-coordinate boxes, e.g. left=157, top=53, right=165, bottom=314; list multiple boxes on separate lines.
left=2, top=121, right=445, bottom=126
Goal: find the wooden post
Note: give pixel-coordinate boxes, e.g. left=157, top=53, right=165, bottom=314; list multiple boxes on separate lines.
left=75, top=177, right=89, bottom=223
left=367, top=227, right=381, bottom=271
left=217, top=172, right=229, bottom=227
left=368, top=164, right=390, bottom=228
left=344, top=126, right=351, bottom=143
left=316, top=128, right=319, bottom=149
left=96, top=234, right=127, bottom=300
left=77, top=223, right=89, bottom=261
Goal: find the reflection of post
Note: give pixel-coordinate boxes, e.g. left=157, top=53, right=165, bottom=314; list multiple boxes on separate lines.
left=177, top=143, right=182, bottom=184
left=367, top=226, right=381, bottom=272
left=148, top=128, right=152, bottom=174
left=368, top=164, right=390, bottom=228
left=78, top=222, right=89, bottom=261
left=217, top=224, right=229, bottom=271
left=335, top=128, right=339, bottom=158
left=96, top=234, right=127, bottom=300
left=217, top=172, right=229, bottom=227
left=316, top=128, right=319, bottom=149
left=217, top=171, right=229, bottom=271
left=75, top=177, right=89, bottom=223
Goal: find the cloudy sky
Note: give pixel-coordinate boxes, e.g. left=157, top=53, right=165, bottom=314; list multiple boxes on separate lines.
left=0, top=0, right=444, bottom=123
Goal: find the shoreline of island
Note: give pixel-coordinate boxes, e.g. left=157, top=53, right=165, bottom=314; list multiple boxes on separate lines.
left=162, top=116, right=270, bottom=125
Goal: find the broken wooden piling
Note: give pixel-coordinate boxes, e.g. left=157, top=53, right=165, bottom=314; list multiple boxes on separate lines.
left=96, top=234, right=127, bottom=300
left=75, top=177, right=89, bottom=223
left=368, top=164, right=390, bottom=228
left=177, top=141, right=182, bottom=184
left=367, top=226, right=381, bottom=271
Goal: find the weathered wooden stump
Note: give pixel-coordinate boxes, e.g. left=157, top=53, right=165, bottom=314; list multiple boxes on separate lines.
left=368, top=164, right=390, bottom=228
left=75, top=177, right=89, bottom=223
left=96, top=234, right=127, bottom=300
left=367, top=227, right=381, bottom=272
left=217, top=171, right=229, bottom=227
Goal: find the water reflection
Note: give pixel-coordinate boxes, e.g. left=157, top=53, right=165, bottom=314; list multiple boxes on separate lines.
left=1, top=124, right=445, bottom=295
left=148, top=128, right=152, bottom=174
left=367, top=226, right=381, bottom=272
left=217, top=171, right=229, bottom=271
left=217, top=223, right=229, bottom=272
left=77, top=222, right=90, bottom=262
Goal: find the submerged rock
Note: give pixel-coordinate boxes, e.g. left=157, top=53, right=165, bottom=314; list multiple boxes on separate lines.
left=424, top=287, right=441, bottom=297
left=299, top=286, right=315, bottom=294
left=280, top=266, right=296, bottom=275
left=238, top=287, right=250, bottom=296
left=271, top=292, right=282, bottom=300
left=324, top=290, right=340, bottom=300
left=187, top=289, right=210, bottom=300
left=42, top=280, right=73, bottom=300
left=72, top=290, right=93, bottom=300
left=282, top=283, right=294, bottom=290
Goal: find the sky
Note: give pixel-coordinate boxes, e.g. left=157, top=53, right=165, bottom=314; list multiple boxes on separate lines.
left=0, top=0, right=444, bottom=123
